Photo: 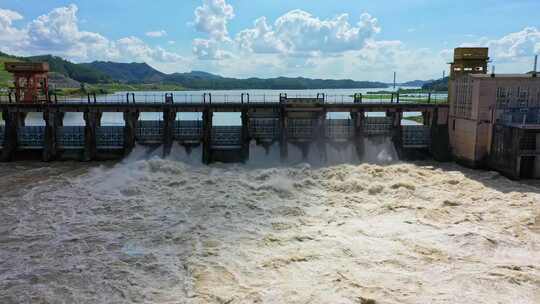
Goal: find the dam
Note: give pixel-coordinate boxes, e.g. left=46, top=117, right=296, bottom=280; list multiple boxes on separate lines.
left=0, top=93, right=450, bottom=164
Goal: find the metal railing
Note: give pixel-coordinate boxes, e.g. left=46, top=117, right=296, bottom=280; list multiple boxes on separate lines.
left=0, top=92, right=449, bottom=105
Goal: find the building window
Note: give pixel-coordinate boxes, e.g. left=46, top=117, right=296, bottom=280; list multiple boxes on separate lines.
left=452, top=76, right=473, bottom=118
left=496, top=85, right=538, bottom=125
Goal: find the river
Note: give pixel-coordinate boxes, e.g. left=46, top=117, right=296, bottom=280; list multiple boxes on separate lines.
left=0, top=142, right=539, bottom=303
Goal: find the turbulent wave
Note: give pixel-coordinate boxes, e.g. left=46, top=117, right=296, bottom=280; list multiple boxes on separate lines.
left=0, top=146, right=539, bottom=304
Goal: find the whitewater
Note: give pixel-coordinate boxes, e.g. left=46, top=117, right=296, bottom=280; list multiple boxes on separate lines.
left=0, top=143, right=539, bottom=303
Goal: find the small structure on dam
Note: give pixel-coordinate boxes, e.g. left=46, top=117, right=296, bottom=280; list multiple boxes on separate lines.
left=4, top=62, right=50, bottom=103
left=448, top=47, right=540, bottom=179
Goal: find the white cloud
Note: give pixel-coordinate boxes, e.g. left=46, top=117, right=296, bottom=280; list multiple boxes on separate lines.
left=235, top=10, right=380, bottom=56
left=7, top=2, right=538, bottom=81
left=479, top=27, right=539, bottom=60
left=0, top=8, right=26, bottom=51
left=457, top=27, right=540, bottom=73
left=145, top=30, right=167, bottom=38
left=191, top=0, right=235, bottom=59
left=190, top=4, right=445, bottom=80
left=193, top=0, right=234, bottom=41
left=193, top=38, right=232, bottom=60
left=235, top=17, right=288, bottom=54
left=25, top=4, right=116, bottom=60
left=0, top=4, right=185, bottom=65
left=116, top=36, right=184, bottom=62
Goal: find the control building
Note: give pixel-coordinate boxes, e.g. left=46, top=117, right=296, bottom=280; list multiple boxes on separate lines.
left=448, top=47, right=540, bottom=179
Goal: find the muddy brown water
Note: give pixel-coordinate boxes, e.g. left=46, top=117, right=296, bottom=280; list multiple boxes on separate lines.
left=0, top=157, right=539, bottom=303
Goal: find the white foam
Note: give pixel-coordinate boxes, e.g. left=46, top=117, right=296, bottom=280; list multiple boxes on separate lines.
left=1, top=156, right=539, bottom=303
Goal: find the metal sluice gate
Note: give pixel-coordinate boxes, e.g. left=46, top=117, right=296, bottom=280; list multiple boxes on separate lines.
left=5, top=119, right=432, bottom=150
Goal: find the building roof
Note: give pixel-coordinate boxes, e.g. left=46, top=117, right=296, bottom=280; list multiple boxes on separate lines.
left=4, top=62, right=49, bottom=73
left=453, top=47, right=489, bottom=60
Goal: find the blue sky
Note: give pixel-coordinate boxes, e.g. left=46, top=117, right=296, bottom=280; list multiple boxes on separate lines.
left=0, top=0, right=539, bottom=81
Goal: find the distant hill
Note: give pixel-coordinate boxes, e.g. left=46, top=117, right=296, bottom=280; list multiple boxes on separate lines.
left=81, top=61, right=166, bottom=83
left=383, top=80, right=433, bottom=87
left=48, top=72, right=81, bottom=89
left=27, top=55, right=111, bottom=84
left=162, top=74, right=388, bottom=90
left=0, top=51, right=390, bottom=90
left=0, top=52, right=109, bottom=88
left=422, top=77, right=449, bottom=91
left=82, top=60, right=388, bottom=89
left=400, top=80, right=432, bottom=87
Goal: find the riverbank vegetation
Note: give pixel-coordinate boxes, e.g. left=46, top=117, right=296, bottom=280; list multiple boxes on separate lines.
left=52, top=83, right=186, bottom=97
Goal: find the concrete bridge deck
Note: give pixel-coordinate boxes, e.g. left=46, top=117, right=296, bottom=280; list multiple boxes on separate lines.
left=1, top=101, right=446, bottom=113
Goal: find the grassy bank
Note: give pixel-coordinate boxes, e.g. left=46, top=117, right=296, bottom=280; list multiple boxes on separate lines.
left=367, top=88, right=429, bottom=94
left=403, top=115, right=424, bottom=124
left=54, top=83, right=186, bottom=96
left=0, top=55, right=19, bottom=88
left=363, top=90, right=448, bottom=103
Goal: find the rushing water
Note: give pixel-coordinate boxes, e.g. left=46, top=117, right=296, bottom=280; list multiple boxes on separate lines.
left=0, top=142, right=539, bottom=304
left=2, top=88, right=432, bottom=126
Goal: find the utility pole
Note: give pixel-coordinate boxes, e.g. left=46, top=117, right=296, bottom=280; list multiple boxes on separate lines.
left=533, top=55, right=538, bottom=77
left=393, top=72, right=397, bottom=91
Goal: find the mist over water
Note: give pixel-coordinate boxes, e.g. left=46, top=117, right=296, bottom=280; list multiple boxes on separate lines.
left=0, top=141, right=539, bottom=304
left=246, top=137, right=398, bottom=168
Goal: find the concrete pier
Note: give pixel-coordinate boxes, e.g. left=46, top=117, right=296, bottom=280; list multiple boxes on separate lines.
left=202, top=109, right=213, bottom=164
left=162, top=108, right=176, bottom=157
left=241, top=109, right=250, bottom=161
left=389, top=110, right=403, bottom=158
left=315, top=110, right=327, bottom=162
left=352, top=111, right=365, bottom=159
left=43, top=111, right=64, bottom=161
left=279, top=104, right=288, bottom=161
left=429, top=107, right=451, bottom=161
left=123, top=111, right=139, bottom=156
left=0, top=111, right=24, bottom=161
left=83, top=111, right=102, bottom=161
